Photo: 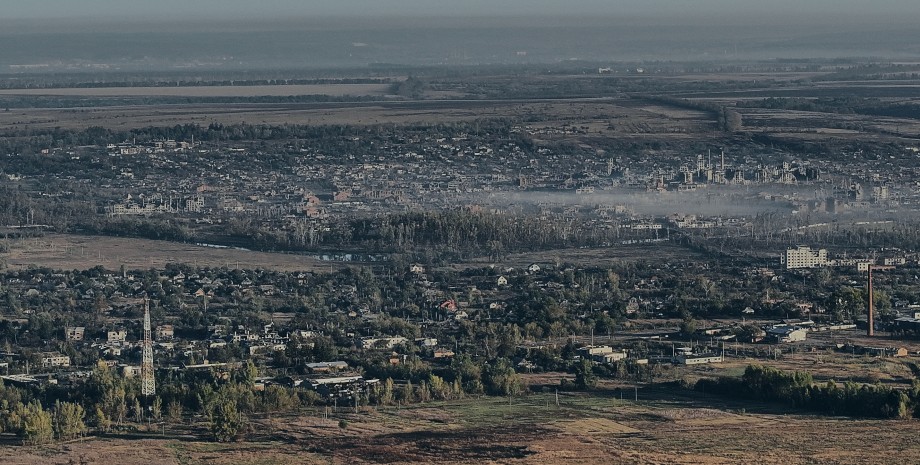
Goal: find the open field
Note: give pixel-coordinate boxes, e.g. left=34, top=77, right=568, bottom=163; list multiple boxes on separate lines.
left=0, top=84, right=390, bottom=97
left=3, top=234, right=347, bottom=272
left=0, top=98, right=710, bottom=136
left=3, top=390, right=920, bottom=465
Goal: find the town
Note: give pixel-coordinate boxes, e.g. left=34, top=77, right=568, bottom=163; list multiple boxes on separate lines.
left=3, top=15, right=920, bottom=463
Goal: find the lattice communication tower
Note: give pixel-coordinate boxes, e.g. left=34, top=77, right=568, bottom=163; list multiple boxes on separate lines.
left=141, top=297, right=156, bottom=396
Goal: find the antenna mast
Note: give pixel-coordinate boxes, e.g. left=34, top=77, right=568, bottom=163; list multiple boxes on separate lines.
left=142, top=297, right=156, bottom=396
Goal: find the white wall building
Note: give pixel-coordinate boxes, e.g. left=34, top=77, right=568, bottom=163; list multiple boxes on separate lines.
left=783, top=246, right=828, bottom=269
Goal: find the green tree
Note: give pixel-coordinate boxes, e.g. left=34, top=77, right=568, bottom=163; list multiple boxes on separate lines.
left=151, top=397, right=163, bottom=421
left=574, top=359, right=598, bottom=390
left=234, top=359, right=258, bottom=386
left=53, top=400, right=86, bottom=440
left=133, top=398, right=143, bottom=422
left=209, top=396, right=243, bottom=442
left=450, top=354, right=483, bottom=394
left=397, top=380, right=415, bottom=403
left=679, top=316, right=698, bottom=336
left=21, top=401, right=53, bottom=445
left=429, top=374, right=450, bottom=400
left=261, top=385, right=296, bottom=413
left=166, top=400, right=183, bottom=424
left=483, top=358, right=522, bottom=397
left=93, top=405, right=111, bottom=432
left=416, top=381, right=432, bottom=402
left=379, top=378, right=395, bottom=405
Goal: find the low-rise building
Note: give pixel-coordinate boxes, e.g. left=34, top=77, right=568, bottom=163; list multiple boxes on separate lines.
left=155, top=324, right=174, bottom=340
left=39, top=352, right=71, bottom=368
left=675, top=353, right=723, bottom=365
left=766, top=326, right=807, bottom=343
left=415, top=337, right=439, bottom=348
left=360, top=336, right=409, bottom=350
left=107, top=329, right=128, bottom=343
left=433, top=348, right=455, bottom=359
left=596, top=351, right=628, bottom=363
left=578, top=345, right=614, bottom=357
left=122, top=365, right=142, bottom=377
left=65, top=326, right=85, bottom=341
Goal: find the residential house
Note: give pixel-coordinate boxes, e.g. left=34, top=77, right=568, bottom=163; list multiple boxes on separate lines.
left=433, top=348, right=455, bottom=359
left=122, top=365, right=142, bottom=377
left=155, top=324, right=174, bottom=340
left=107, top=329, right=128, bottom=343
left=40, top=352, right=71, bottom=368
left=415, top=337, right=438, bottom=348
left=65, top=326, right=85, bottom=342
left=360, top=336, right=409, bottom=350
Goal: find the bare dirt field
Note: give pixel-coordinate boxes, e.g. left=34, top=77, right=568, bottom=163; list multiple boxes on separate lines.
left=0, top=84, right=390, bottom=98
left=3, top=391, right=920, bottom=465
left=3, top=234, right=347, bottom=272
left=737, top=108, right=920, bottom=142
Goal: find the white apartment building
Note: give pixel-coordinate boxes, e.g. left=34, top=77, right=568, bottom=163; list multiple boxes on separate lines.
left=783, top=246, right=828, bottom=269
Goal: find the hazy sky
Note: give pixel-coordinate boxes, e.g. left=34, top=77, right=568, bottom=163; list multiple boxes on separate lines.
left=5, top=0, right=919, bottom=20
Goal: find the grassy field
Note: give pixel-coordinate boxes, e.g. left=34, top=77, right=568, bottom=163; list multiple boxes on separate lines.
left=0, top=98, right=706, bottom=135
left=3, top=390, right=919, bottom=465
left=3, top=234, right=347, bottom=272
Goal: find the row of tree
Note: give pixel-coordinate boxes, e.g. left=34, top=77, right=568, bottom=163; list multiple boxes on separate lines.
left=695, top=364, right=917, bottom=419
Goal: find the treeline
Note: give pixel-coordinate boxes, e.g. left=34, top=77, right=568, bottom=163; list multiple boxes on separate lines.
left=695, top=365, right=917, bottom=419
left=737, top=96, right=871, bottom=114
left=0, top=94, right=384, bottom=109
left=81, top=217, right=192, bottom=243
left=347, top=210, right=615, bottom=256
left=738, top=96, right=920, bottom=122
left=0, top=77, right=391, bottom=90
left=222, top=209, right=643, bottom=259
left=814, top=64, right=920, bottom=82
left=1, top=119, right=518, bottom=146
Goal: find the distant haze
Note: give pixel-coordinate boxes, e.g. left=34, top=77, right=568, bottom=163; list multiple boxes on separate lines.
left=4, top=0, right=920, bottom=21
left=1, top=1, right=918, bottom=71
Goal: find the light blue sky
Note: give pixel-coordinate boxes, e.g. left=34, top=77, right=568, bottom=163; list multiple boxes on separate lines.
left=4, top=0, right=918, bottom=19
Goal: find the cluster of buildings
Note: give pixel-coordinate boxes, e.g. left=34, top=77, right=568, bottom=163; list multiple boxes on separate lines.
left=783, top=245, right=913, bottom=271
